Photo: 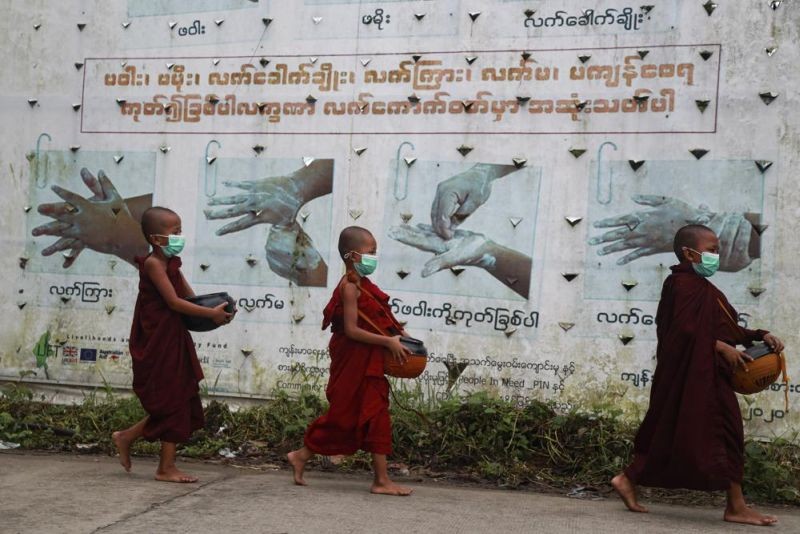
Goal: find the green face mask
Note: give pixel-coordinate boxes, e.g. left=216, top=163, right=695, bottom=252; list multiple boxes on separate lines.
left=352, top=252, right=378, bottom=276
left=687, top=248, right=719, bottom=277
left=155, top=234, right=186, bottom=258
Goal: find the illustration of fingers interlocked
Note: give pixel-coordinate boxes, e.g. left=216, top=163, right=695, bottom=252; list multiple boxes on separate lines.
left=32, top=168, right=127, bottom=267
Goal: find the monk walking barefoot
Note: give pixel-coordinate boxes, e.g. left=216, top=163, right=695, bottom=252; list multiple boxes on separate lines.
left=287, top=449, right=310, bottom=486
left=155, top=467, right=198, bottom=484
left=110, top=207, right=232, bottom=484
left=370, top=454, right=412, bottom=496
left=112, top=430, right=134, bottom=472
left=286, top=227, right=414, bottom=495
left=112, top=417, right=149, bottom=472
left=371, top=481, right=413, bottom=496
left=611, top=473, right=647, bottom=513
left=112, top=432, right=131, bottom=472
left=613, top=225, right=784, bottom=526
left=155, top=443, right=198, bottom=483
left=724, top=483, right=777, bottom=526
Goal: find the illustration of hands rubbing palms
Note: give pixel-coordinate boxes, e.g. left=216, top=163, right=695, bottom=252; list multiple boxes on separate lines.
left=32, top=168, right=151, bottom=268
left=389, top=163, right=533, bottom=299
left=203, top=159, right=333, bottom=286
left=589, top=194, right=762, bottom=271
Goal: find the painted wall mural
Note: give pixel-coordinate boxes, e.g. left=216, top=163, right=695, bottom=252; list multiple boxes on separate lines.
left=1, top=0, right=797, bottom=436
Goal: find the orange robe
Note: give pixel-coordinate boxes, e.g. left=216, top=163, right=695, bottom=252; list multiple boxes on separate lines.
left=129, top=256, right=205, bottom=443
left=304, top=277, right=400, bottom=456
left=624, top=262, right=767, bottom=490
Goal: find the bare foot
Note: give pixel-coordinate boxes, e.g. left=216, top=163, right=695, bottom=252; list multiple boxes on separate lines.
left=611, top=474, right=648, bottom=513
left=287, top=451, right=308, bottom=486
left=155, top=466, right=198, bottom=483
left=724, top=507, right=778, bottom=526
left=371, top=480, right=413, bottom=496
left=111, top=431, right=132, bottom=472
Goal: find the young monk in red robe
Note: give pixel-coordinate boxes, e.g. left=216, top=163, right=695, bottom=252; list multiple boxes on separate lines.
left=612, top=224, right=784, bottom=526
left=112, top=207, right=232, bottom=483
left=287, top=226, right=413, bottom=495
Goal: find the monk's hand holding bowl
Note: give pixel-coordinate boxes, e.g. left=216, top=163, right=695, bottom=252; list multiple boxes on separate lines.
left=210, top=302, right=233, bottom=325
left=763, top=333, right=784, bottom=353
left=716, top=341, right=752, bottom=371
left=386, top=335, right=410, bottom=365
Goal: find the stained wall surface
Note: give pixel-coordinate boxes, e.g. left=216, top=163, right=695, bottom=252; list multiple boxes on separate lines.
left=1, top=0, right=798, bottom=436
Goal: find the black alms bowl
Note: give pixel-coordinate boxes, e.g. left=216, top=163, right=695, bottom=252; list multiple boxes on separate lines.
left=182, top=292, right=236, bottom=332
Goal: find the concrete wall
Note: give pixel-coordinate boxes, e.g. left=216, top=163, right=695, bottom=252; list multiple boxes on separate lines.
left=1, top=0, right=798, bottom=436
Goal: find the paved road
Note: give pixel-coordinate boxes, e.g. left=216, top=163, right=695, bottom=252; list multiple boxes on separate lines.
left=1, top=452, right=798, bottom=533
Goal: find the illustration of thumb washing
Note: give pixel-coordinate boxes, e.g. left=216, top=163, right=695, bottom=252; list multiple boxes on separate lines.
left=386, top=161, right=535, bottom=300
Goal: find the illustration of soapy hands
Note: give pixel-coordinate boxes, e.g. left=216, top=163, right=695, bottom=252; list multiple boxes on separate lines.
left=264, top=222, right=327, bottom=287
left=32, top=168, right=148, bottom=267
left=589, top=195, right=712, bottom=265
left=204, top=175, right=303, bottom=235
left=431, top=163, right=516, bottom=239
left=389, top=224, right=496, bottom=276
left=204, top=161, right=333, bottom=285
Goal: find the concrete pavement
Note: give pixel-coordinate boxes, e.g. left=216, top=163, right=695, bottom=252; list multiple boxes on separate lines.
left=1, top=452, right=798, bottom=534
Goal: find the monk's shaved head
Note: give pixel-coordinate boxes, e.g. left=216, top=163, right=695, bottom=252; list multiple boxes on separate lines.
left=338, top=226, right=374, bottom=259
left=673, top=224, right=716, bottom=260
left=141, top=206, right=179, bottom=242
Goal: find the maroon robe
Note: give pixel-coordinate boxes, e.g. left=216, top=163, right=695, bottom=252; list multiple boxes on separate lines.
left=129, top=256, right=205, bottom=443
left=624, top=262, right=767, bottom=490
left=304, top=277, right=401, bottom=456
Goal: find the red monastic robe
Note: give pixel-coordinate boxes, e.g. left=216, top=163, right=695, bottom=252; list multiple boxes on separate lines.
left=625, top=262, right=767, bottom=490
left=129, top=256, right=205, bottom=443
left=304, top=277, right=401, bottom=456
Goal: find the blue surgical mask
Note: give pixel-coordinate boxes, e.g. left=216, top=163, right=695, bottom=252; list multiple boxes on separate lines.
left=687, top=248, right=719, bottom=277
left=351, top=252, right=378, bottom=276
left=155, top=234, right=185, bottom=258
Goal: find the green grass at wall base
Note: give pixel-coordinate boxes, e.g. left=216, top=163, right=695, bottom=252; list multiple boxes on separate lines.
left=1, top=384, right=798, bottom=505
